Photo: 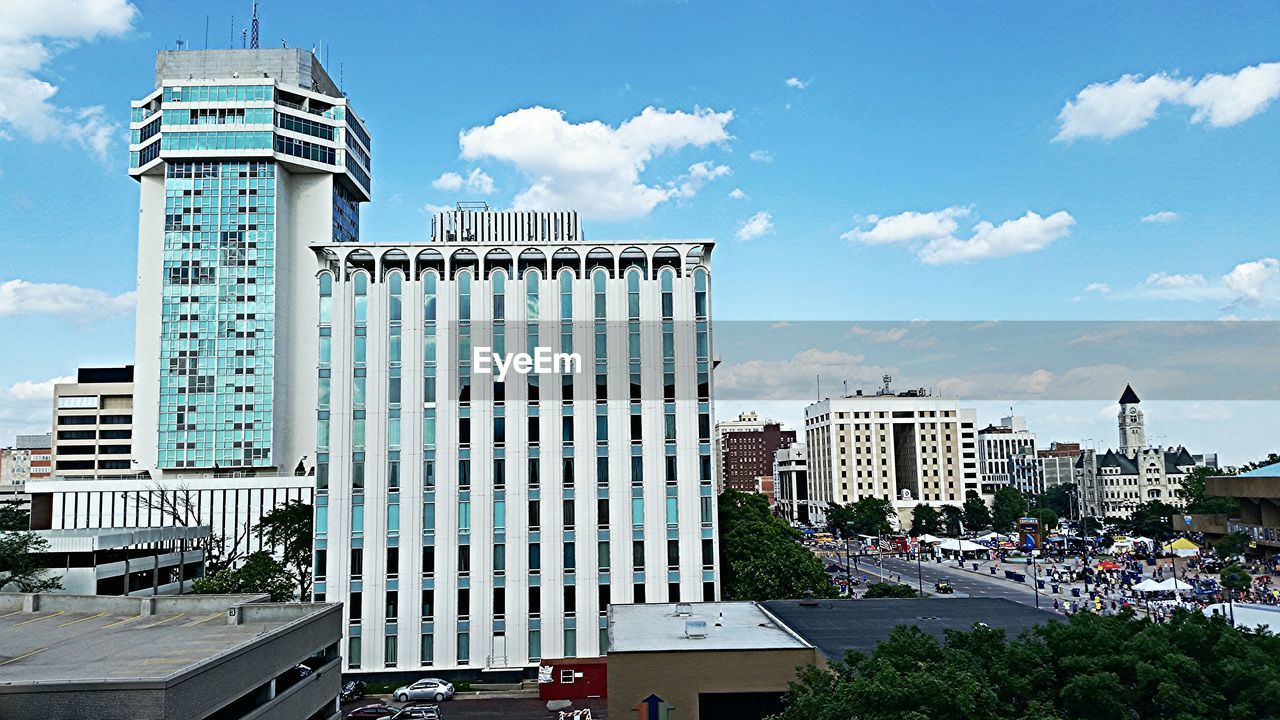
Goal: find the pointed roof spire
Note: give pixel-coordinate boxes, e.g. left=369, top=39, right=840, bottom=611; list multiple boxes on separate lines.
left=1119, top=383, right=1140, bottom=405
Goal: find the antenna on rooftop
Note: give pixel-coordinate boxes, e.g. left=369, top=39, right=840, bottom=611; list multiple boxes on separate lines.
left=249, top=1, right=260, bottom=49
left=241, top=28, right=247, bottom=49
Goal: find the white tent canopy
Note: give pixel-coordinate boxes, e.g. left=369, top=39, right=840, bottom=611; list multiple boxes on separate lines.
left=1131, top=578, right=1165, bottom=593
left=916, top=534, right=945, bottom=544
left=974, top=531, right=1009, bottom=542
left=937, top=538, right=988, bottom=553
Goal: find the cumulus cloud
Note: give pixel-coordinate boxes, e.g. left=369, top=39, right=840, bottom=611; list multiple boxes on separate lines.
left=431, top=168, right=495, bottom=195
left=0, top=374, right=74, bottom=441
left=0, top=278, right=135, bottom=318
left=842, top=207, right=971, bottom=246
left=668, top=161, right=730, bottom=200
left=457, top=105, right=732, bottom=219
left=728, top=187, right=747, bottom=200
left=843, top=206, right=1074, bottom=264
left=735, top=210, right=773, bottom=241
left=1084, top=282, right=1111, bottom=294
left=1055, top=61, right=1280, bottom=141
left=785, top=77, right=809, bottom=90
left=1105, top=258, right=1280, bottom=306
left=715, top=348, right=892, bottom=401
left=847, top=325, right=908, bottom=344
left=748, top=149, right=774, bottom=163
left=1140, top=210, right=1180, bottom=223
left=0, top=0, right=138, bottom=161
left=7, top=375, right=73, bottom=401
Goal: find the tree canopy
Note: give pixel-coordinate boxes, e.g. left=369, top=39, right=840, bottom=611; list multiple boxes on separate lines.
left=827, top=497, right=895, bottom=538
left=1214, top=531, right=1250, bottom=559
left=771, top=610, right=1280, bottom=720
left=192, top=550, right=295, bottom=602
left=963, top=490, right=992, bottom=531
left=254, top=500, right=314, bottom=599
left=0, top=530, right=62, bottom=593
left=719, top=490, right=837, bottom=601
left=1032, top=483, right=1076, bottom=520
left=1179, top=466, right=1239, bottom=515
left=862, top=582, right=919, bottom=599
left=991, top=488, right=1028, bottom=531
left=1026, top=507, right=1059, bottom=533
left=910, top=504, right=942, bottom=536
left=1123, top=501, right=1181, bottom=542
left=0, top=498, right=29, bottom=532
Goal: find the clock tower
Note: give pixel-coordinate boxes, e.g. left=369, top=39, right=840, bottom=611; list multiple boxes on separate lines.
left=1117, top=383, right=1145, bottom=454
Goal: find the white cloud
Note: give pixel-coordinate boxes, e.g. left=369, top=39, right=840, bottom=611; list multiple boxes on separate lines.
left=1055, top=61, right=1280, bottom=141
left=1116, top=258, right=1280, bottom=305
left=918, top=211, right=1075, bottom=264
left=1014, top=369, right=1054, bottom=395
left=431, top=168, right=495, bottom=194
left=735, top=210, right=773, bottom=241
left=728, top=187, right=747, bottom=200
left=6, top=375, right=73, bottom=401
left=1140, top=210, right=1180, bottom=223
left=431, top=172, right=463, bottom=191
left=457, top=105, right=732, bottom=220
left=842, top=206, right=970, bottom=246
left=668, top=161, right=730, bottom=199
left=785, top=77, right=809, bottom=90
left=715, top=348, right=892, bottom=401
left=748, top=149, right=774, bottom=163
left=847, top=325, right=909, bottom=344
left=844, top=206, right=1073, bottom=263
left=1222, top=258, right=1280, bottom=304
left=0, top=0, right=138, bottom=161
left=1085, top=282, right=1111, bottom=294
left=0, top=278, right=135, bottom=318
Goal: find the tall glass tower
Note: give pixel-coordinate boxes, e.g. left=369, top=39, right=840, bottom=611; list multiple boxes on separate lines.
left=128, top=49, right=371, bottom=476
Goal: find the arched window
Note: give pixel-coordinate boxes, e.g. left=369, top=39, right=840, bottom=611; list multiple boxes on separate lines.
left=592, top=268, right=608, bottom=320
left=318, top=272, right=333, bottom=324
left=693, top=268, right=709, bottom=320
left=457, top=269, right=473, bottom=322
left=525, top=269, right=541, bottom=320
left=559, top=269, right=574, bottom=321
left=387, top=271, right=403, bottom=323
left=353, top=271, right=369, bottom=324
left=492, top=270, right=507, bottom=321
left=422, top=271, right=438, bottom=323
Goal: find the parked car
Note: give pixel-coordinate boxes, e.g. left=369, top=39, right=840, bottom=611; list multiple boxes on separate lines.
left=393, top=678, right=455, bottom=703
left=347, top=704, right=396, bottom=719
left=392, top=706, right=441, bottom=720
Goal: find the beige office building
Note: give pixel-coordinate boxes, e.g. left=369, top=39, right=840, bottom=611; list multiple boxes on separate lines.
left=804, top=384, right=979, bottom=529
left=52, top=366, right=135, bottom=478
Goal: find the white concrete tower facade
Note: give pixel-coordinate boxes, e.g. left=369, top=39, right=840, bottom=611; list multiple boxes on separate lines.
left=312, top=211, right=720, bottom=674
left=1117, top=383, right=1145, bottom=454
left=128, top=49, right=371, bottom=478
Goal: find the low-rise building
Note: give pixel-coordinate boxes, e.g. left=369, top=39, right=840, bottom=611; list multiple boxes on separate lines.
left=52, top=365, right=135, bottom=478
left=27, top=525, right=208, bottom=595
left=607, top=598, right=1052, bottom=720
left=772, top=442, right=809, bottom=525
left=0, top=592, right=342, bottom=720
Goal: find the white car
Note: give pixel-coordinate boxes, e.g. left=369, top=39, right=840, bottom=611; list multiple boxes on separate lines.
left=393, top=678, right=454, bottom=703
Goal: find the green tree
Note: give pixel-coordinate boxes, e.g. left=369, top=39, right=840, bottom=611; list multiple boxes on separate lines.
left=1214, top=531, right=1250, bottom=559
left=718, top=490, right=838, bottom=601
left=254, top=500, right=313, bottom=599
left=770, top=611, right=1280, bottom=720
left=192, top=551, right=295, bottom=602
left=991, top=488, right=1028, bottom=531
left=1026, top=507, right=1059, bottom=533
left=1179, top=466, right=1238, bottom=515
left=1032, top=483, right=1076, bottom=519
left=1123, top=500, right=1181, bottom=542
left=0, top=530, right=62, bottom=592
left=909, top=504, right=941, bottom=536
left=849, top=497, right=895, bottom=537
left=862, top=582, right=919, bottom=598
left=1221, top=563, right=1252, bottom=596
left=962, top=490, right=991, bottom=530
left=939, top=505, right=963, bottom=536
left=0, top=498, right=29, bottom=531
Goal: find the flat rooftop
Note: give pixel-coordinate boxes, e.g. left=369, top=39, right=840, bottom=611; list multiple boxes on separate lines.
left=0, top=593, right=336, bottom=686
left=761, top=598, right=1055, bottom=660
left=608, top=601, right=811, bottom=653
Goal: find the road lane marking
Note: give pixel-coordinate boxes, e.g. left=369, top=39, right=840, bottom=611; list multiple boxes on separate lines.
left=101, top=614, right=146, bottom=630
left=58, top=611, right=108, bottom=628
left=182, top=613, right=224, bottom=627
left=15, top=611, right=65, bottom=626
left=0, top=647, right=47, bottom=666
left=142, top=613, right=186, bottom=628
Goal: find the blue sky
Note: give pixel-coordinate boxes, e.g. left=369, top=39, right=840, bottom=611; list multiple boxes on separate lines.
left=2, top=1, right=1278, bottom=463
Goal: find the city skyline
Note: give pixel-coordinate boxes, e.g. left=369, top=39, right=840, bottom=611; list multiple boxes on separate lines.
left=3, top=1, right=1280, bottom=463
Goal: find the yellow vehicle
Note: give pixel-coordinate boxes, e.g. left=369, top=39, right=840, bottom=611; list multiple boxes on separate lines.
left=814, top=533, right=835, bottom=544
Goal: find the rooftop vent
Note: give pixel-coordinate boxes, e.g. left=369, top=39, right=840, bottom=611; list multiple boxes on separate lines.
left=683, top=619, right=708, bottom=639
left=674, top=603, right=693, bottom=617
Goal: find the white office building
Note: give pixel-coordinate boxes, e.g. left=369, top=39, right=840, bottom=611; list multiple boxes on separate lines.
left=804, top=385, right=979, bottom=529
left=977, top=415, right=1039, bottom=495
left=772, top=442, right=810, bottom=526
left=312, top=210, right=720, bottom=674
